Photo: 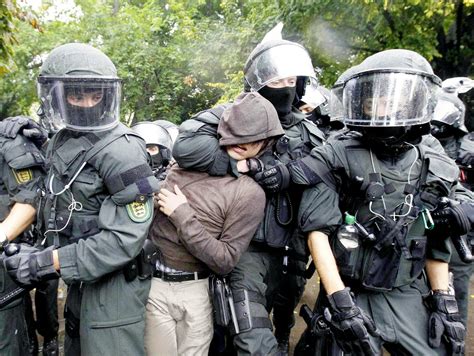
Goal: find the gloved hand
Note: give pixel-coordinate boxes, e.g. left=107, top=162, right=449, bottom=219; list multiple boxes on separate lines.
left=458, top=151, right=474, bottom=167
left=245, top=158, right=264, bottom=176
left=324, top=288, right=378, bottom=356
left=3, top=244, right=59, bottom=288
left=0, top=116, right=48, bottom=148
left=432, top=202, right=474, bottom=236
left=251, top=163, right=291, bottom=193
left=425, top=291, right=465, bottom=356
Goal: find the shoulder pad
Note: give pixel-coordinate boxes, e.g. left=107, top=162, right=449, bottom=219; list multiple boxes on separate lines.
left=179, top=119, right=207, bottom=133
left=420, top=145, right=459, bottom=184
left=191, top=103, right=231, bottom=125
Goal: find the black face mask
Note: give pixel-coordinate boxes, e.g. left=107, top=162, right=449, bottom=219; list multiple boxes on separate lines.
left=149, top=148, right=171, bottom=172
left=150, top=153, right=164, bottom=170
left=258, top=86, right=296, bottom=117
left=304, top=111, right=318, bottom=124
left=357, top=124, right=430, bottom=155
left=66, top=103, right=105, bottom=128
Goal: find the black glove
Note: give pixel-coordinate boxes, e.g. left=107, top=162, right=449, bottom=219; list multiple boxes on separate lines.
left=458, top=151, right=474, bottom=167
left=433, top=202, right=474, bottom=236
left=0, top=116, right=48, bottom=148
left=425, top=291, right=465, bottom=355
left=324, top=288, right=378, bottom=356
left=245, top=157, right=264, bottom=176
left=3, top=244, right=59, bottom=288
left=252, top=163, right=290, bottom=193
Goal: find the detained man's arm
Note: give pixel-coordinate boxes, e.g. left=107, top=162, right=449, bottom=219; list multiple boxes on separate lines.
left=425, top=259, right=449, bottom=291
left=307, top=231, right=345, bottom=294
left=158, top=183, right=266, bottom=275
left=0, top=203, right=36, bottom=243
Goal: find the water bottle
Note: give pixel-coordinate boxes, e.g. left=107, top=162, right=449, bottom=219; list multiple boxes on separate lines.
left=337, top=213, right=359, bottom=249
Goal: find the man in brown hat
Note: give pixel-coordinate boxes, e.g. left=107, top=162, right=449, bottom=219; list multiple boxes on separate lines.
left=144, top=92, right=284, bottom=356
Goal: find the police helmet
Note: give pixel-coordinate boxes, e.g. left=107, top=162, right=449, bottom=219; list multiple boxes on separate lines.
left=154, top=120, right=179, bottom=145
left=37, top=43, right=121, bottom=132
left=342, top=49, right=441, bottom=128
left=243, top=23, right=318, bottom=95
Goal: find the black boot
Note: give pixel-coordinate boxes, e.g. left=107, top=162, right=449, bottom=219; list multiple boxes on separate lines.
left=276, top=332, right=290, bottom=356
left=42, top=336, right=59, bottom=356
left=28, top=333, right=39, bottom=356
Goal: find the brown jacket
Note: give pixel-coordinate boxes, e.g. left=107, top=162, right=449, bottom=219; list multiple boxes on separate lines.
left=149, top=165, right=265, bottom=275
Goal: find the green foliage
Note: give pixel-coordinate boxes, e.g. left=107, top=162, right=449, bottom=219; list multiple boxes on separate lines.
left=0, top=0, right=472, bottom=123
left=0, top=0, right=18, bottom=74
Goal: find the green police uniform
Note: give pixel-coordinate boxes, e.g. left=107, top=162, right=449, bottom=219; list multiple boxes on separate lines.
left=0, top=133, right=45, bottom=355
left=40, top=123, right=158, bottom=356
left=294, top=132, right=464, bottom=354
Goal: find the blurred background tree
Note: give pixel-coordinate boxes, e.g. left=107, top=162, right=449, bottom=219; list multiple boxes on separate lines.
left=0, top=0, right=472, bottom=126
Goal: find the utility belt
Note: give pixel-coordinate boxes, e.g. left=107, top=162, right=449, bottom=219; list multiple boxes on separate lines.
left=153, top=269, right=210, bottom=282
left=209, top=275, right=272, bottom=335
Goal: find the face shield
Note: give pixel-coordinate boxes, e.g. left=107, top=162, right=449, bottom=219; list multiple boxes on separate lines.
left=328, top=84, right=344, bottom=121
left=432, top=97, right=467, bottom=134
left=244, top=44, right=318, bottom=92
left=343, top=71, right=439, bottom=127
left=37, top=77, right=121, bottom=132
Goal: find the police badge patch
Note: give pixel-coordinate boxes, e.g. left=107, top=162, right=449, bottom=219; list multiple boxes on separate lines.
left=12, top=169, right=33, bottom=184
left=126, top=199, right=152, bottom=223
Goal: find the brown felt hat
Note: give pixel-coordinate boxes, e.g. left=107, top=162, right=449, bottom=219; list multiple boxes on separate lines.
left=218, top=92, right=284, bottom=146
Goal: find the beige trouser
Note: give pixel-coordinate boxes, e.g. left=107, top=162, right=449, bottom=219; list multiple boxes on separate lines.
left=144, top=276, right=213, bottom=356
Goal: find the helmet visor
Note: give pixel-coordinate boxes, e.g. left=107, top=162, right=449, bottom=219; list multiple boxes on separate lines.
left=432, top=99, right=462, bottom=126
left=38, top=77, right=121, bottom=131
left=329, top=84, right=344, bottom=121
left=343, top=72, right=438, bottom=127
left=245, top=44, right=317, bottom=91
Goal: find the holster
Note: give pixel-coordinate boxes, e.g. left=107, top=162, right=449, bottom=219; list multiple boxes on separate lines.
left=209, top=275, right=231, bottom=327
left=123, top=240, right=158, bottom=281
left=137, top=239, right=158, bottom=279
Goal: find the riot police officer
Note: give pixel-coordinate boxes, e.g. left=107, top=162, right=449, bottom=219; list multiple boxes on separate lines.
left=0, top=115, right=46, bottom=355
left=2, top=43, right=159, bottom=356
left=297, top=85, right=344, bottom=137
left=431, top=77, right=474, bottom=325
left=131, top=121, right=173, bottom=180
left=261, top=49, right=469, bottom=355
left=172, top=23, right=325, bottom=355
left=0, top=114, right=61, bottom=356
